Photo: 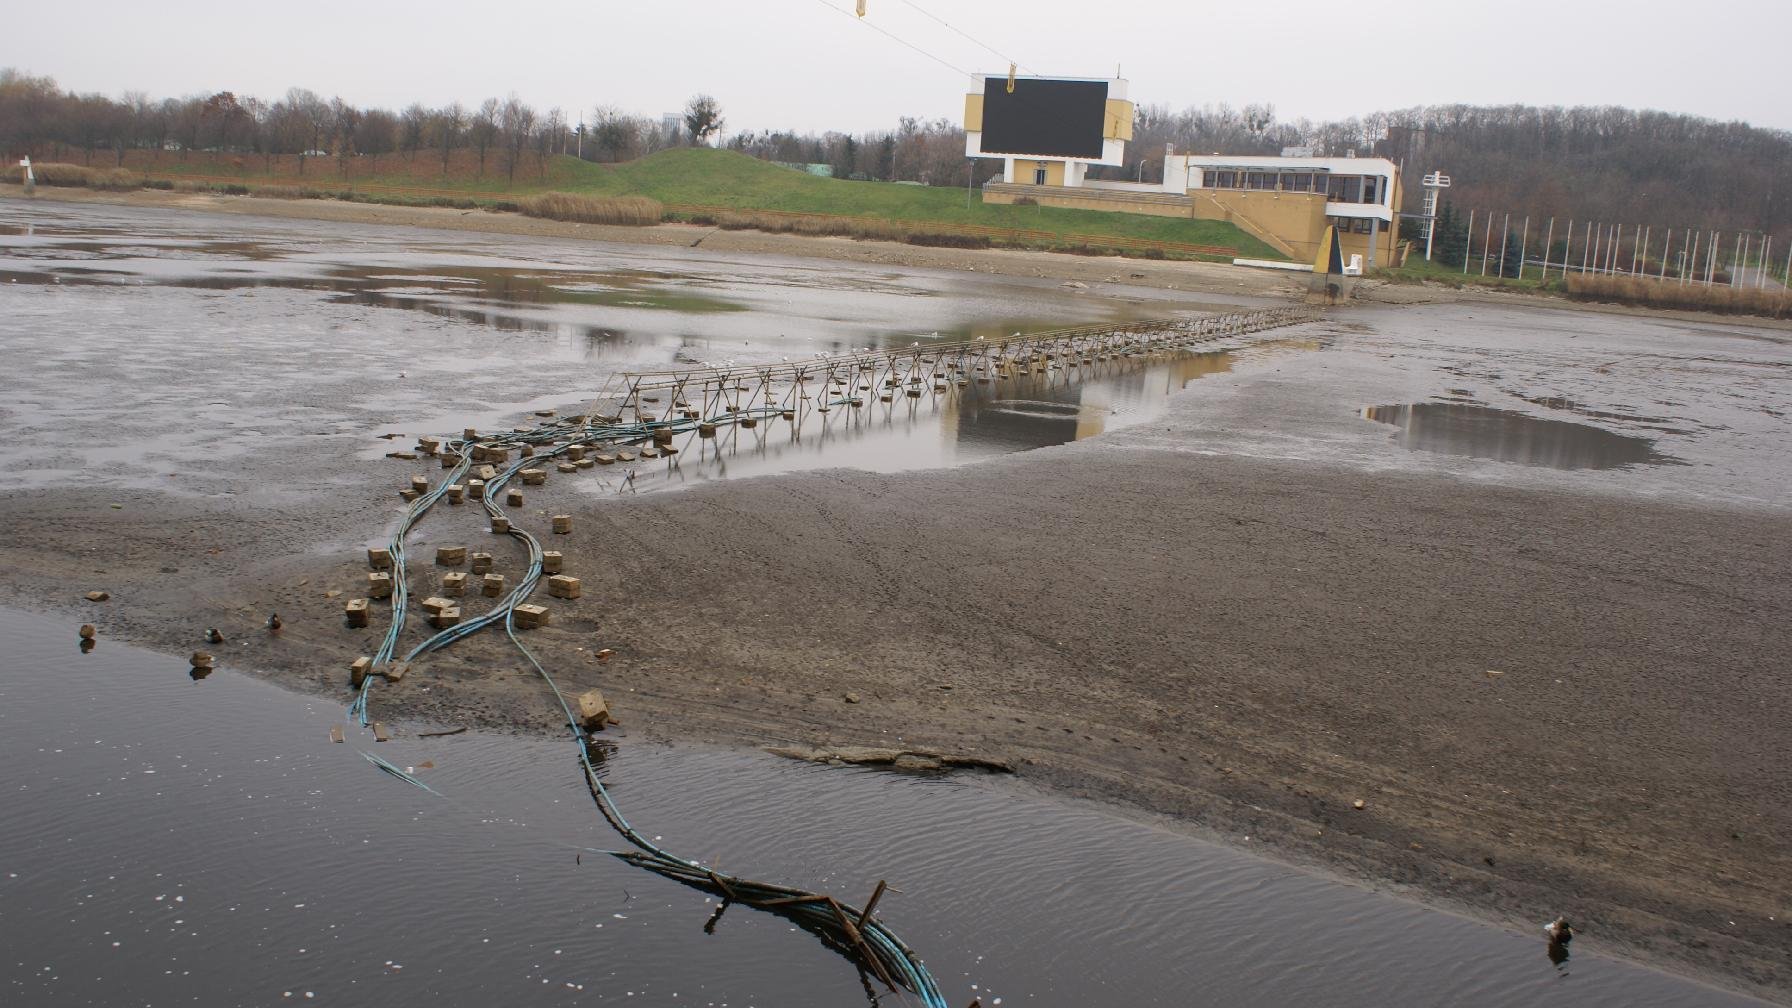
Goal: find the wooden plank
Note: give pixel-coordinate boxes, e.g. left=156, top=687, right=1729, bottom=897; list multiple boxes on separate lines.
left=329, top=724, right=344, bottom=744
left=372, top=722, right=391, bottom=743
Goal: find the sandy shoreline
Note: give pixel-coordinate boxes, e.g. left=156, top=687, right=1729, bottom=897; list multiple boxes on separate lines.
left=4, top=190, right=1790, bottom=1002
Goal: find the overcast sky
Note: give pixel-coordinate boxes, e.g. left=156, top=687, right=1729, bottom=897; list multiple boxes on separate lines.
left=6, top=0, right=1789, bottom=134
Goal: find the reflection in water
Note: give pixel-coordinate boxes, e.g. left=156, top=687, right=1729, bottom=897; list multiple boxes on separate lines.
left=611, top=350, right=1242, bottom=494
left=1361, top=403, right=1670, bottom=470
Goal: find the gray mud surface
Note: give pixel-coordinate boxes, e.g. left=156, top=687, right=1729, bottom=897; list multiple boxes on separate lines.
left=4, top=199, right=1791, bottom=1002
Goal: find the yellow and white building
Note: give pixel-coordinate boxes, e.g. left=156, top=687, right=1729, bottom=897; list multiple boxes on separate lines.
left=966, top=76, right=1404, bottom=266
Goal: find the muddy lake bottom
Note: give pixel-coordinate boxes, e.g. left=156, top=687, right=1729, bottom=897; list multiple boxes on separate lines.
left=0, top=607, right=1761, bottom=1007
left=3, top=199, right=1790, bottom=1005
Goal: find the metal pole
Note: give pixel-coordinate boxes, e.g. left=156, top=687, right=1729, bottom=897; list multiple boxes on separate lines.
left=1686, top=230, right=1699, bottom=285
left=1541, top=217, right=1556, bottom=282
left=1497, top=213, right=1510, bottom=278
left=1586, top=223, right=1597, bottom=275
left=1733, top=232, right=1745, bottom=287
left=1661, top=229, right=1672, bottom=281
left=1759, top=235, right=1773, bottom=289
left=1632, top=226, right=1641, bottom=277
left=1481, top=211, right=1493, bottom=276
left=1707, top=232, right=1719, bottom=285
left=1609, top=223, right=1621, bottom=274
left=1463, top=209, right=1474, bottom=275
left=1518, top=216, right=1530, bottom=282
left=1638, top=226, right=1650, bottom=279
left=1562, top=219, right=1574, bottom=280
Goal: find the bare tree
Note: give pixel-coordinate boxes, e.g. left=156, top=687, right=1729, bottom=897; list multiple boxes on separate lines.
left=433, top=102, right=464, bottom=176
left=470, top=98, right=499, bottom=175
left=682, top=94, right=723, bottom=146
left=498, top=95, right=536, bottom=182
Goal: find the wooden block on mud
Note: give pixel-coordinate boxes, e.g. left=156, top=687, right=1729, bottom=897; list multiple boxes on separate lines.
left=330, top=724, right=345, bottom=744
left=410, top=475, right=429, bottom=493
left=445, top=483, right=465, bottom=503
left=469, top=552, right=493, bottom=574
left=639, top=446, right=660, bottom=459
left=441, top=453, right=459, bottom=469
left=577, top=689, right=612, bottom=731
left=350, top=656, right=372, bottom=687
left=575, top=457, right=595, bottom=469
left=398, top=487, right=422, bottom=502
left=546, top=574, right=581, bottom=599
left=367, top=572, right=393, bottom=599
left=436, top=545, right=467, bottom=566
left=476, top=465, right=498, bottom=481
left=382, top=661, right=407, bottom=683
left=427, top=606, right=461, bottom=629
left=490, top=516, right=510, bottom=535
left=520, top=468, right=547, bottom=485
left=345, top=597, right=370, bottom=627
left=505, top=488, right=524, bottom=508
left=367, top=547, right=393, bottom=570
left=467, top=479, right=486, bottom=496
left=442, top=572, right=467, bottom=596
left=551, top=515, right=572, bottom=535
left=373, top=722, right=391, bottom=743
left=540, top=551, right=563, bottom=575
left=565, top=445, right=586, bottom=461
left=482, top=573, right=505, bottom=597
left=616, top=450, right=637, bottom=461
left=420, top=596, right=454, bottom=615
left=514, top=603, right=550, bottom=629
left=557, top=462, right=578, bottom=474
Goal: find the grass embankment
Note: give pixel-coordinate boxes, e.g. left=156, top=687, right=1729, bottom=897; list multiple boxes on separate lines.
left=1375, top=254, right=1558, bottom=291
left=9, top=148, right=1279, bottom=261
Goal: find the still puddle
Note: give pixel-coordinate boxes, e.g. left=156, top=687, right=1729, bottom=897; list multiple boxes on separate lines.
left=0, top=605, right=1765, bottom=1007
left=1362, top=403, right=1672, bottom=470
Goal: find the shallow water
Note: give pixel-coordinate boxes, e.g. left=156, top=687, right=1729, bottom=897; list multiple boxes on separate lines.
left=0, top=199, right=1259, bottom=496
left=1361, top=403, right=1672, bottom=470
left=0, top=606, right=1765, bottom=1007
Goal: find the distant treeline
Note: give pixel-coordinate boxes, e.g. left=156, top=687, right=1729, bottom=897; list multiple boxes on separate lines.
left=4, top=68, right=1788, bottom=244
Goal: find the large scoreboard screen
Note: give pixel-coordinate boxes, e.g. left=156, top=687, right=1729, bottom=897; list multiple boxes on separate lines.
left=979, top=77, right=1109, bottom=160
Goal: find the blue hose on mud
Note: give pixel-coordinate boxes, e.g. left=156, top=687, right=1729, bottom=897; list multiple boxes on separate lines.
left=349, top=408, right=949, bottom=1008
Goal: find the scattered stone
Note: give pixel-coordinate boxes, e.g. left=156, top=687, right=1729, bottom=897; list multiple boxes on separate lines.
left=844, top=691, right=861, bottom=704
left=1352, top=799, right=1367, bottom=810
left=766, top=745, right=1013, bottom=774
left=78, top=624, right=97, bottom=640
left=84, top=590, right=110, bottom=602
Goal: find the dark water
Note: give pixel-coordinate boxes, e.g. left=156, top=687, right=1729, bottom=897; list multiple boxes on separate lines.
left=1361, top=403, right=1672, bottom=470
left=1, top=607, right=1763, bottom=1008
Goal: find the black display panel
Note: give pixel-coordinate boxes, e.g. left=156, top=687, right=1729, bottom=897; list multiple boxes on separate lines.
left=980, top=77, right=1108, bottom=159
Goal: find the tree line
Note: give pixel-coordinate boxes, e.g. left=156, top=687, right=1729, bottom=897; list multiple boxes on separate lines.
left=5, top=68, right=1789, bottom=244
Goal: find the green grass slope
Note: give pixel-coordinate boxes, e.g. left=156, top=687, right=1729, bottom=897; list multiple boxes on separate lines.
left=557, top=149, right=1280, bottom=257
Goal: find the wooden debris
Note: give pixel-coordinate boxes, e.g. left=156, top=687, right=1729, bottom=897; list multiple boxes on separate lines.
left=514, top=603, right=550, bottom=628
left=427, top=606, right=461, bottom=629
left=577, top=689, right=614, bottom=731
left=547, top=574, right=581, bottom=599
left=442, top=572, right=467, bottom=597
left=482, top=573, right=505, bottom=597
left=373, top=722, right=391, bottom=743
left=345, top=597, right=370, bottom=627
left=329, top=725, right=345, bottom=744
left=367, top=547, right=393, bottom=570
left=349, top=655, right=372, bottom=687
left=469, top=552, right=493, bottom=574
left=367, top=572, right=393, bottom=599
left=551, top=515, right=572, bottom=534
left=436, top=545, right=467, bottom=566
left=541, top=551, right=563, bottom=574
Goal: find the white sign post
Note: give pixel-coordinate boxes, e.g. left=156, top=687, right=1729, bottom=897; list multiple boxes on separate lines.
left=18, top=156, right=33, bottom=194
left=1421, top=170, right=1451, bottom=261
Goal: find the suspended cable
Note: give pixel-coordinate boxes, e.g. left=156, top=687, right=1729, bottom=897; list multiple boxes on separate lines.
left=895, top=0, right=1030, bottom=75
left=809, top=0, right=968, bottom=76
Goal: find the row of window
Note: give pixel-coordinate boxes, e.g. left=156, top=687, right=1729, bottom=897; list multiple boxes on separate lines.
left=1200, top=169, right=1381, bottom=205
left=1327, top=216, right=1381, bottom=234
